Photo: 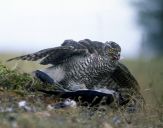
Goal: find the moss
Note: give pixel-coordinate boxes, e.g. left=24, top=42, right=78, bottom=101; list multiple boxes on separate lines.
left=0, top=63, right=31, bottom=90
left=0, top=63, right=58, bottom=94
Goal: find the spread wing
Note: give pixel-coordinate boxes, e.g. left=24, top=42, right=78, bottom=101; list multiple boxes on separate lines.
left=40, top=39, right=107, bottom=65
left=111, top=62, right=145, bottom=107
left=62, top=39, right=105, bottom=55
left=111, top=62, right=140, bottom=92
left=7, top=40, right=91, bottom=65
left=7, top=39, right=106, bottom=65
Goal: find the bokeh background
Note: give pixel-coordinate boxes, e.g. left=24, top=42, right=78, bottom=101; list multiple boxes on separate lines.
left=0, top=0, right=163, bottom=58
left=0, top=0, right=163, bottom=102
left=0, top=0, right=145, bottom=57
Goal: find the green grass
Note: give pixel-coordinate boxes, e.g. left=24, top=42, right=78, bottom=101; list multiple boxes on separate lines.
left=0, top=53, right=163, bottom=128
left=123, top=58, right=163, bottom=105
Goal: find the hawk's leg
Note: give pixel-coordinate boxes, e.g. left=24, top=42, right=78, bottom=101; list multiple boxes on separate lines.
left=35, top=70, right=54, bottom=84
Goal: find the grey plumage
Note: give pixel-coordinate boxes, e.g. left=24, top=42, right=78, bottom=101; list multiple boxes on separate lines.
left=8, top=39, right=121, bottom=90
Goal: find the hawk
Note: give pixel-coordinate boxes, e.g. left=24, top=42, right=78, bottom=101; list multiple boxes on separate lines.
left=8, top=39, right=144, bottom=110
left=8, top=39, right=122, bottom=90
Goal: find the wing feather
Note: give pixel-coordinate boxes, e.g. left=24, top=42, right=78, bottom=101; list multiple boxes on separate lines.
left=111, top=62, right=140, bottom=91
left=7, top=47, right=58, bottom=61
left=40, top=48, right=89, bottom=65
left=7, top=39, right=108, bottom=65
left=7, top=40, right=90, bottom=65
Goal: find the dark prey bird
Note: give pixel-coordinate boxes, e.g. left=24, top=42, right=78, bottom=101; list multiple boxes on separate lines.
left=38, top=88, right=128, bottom=107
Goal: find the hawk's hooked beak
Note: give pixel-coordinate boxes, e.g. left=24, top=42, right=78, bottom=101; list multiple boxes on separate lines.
left=112, top=53, right=121, bottom=60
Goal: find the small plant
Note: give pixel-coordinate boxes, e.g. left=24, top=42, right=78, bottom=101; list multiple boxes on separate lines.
left=0, top=63, right=57, bottom=94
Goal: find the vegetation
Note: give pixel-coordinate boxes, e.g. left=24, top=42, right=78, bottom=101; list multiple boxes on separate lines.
left=0, top=54, right=163, bottom=128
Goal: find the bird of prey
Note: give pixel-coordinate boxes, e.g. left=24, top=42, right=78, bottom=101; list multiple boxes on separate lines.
left=8, top=39, right=144, bottom=110
left=8, top=39, right=122, bottom=90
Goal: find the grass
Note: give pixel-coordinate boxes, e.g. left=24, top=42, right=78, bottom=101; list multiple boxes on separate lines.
left=0, top=53, right=163, bottom=128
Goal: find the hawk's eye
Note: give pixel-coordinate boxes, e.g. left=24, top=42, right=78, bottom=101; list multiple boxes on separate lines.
left=109, top=48, right=114, bottom=53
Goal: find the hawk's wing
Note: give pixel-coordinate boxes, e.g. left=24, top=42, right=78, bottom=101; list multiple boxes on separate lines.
left=78, top=39, right=106, bottom=55
left=7, top=39, right=106, bottom=65
left=7, top=47, right=55, bottom=62
left=7, top=40, right=90, bottom=65
left=39, top=39, right=106, bottom=65
left=111, top=62, right=140, bottom=92
left=62, top=39, right=105, bottom=55
left=111, top=62, right=145, bottom=108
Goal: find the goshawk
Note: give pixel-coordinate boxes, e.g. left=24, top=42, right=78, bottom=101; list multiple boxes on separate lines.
left=9, top=39, right=122, bottom=90
left=8, top=39, right=144, bottom=110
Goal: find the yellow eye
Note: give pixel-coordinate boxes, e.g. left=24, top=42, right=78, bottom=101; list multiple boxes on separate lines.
left=109, top=48, right=114, bottom=53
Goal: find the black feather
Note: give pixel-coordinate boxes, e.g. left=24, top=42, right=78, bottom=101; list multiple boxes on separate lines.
left=38, top=89, right=116, bottom=106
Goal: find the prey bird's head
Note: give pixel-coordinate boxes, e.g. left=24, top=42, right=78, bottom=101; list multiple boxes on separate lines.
left=104, top=41, right=121, bottom=61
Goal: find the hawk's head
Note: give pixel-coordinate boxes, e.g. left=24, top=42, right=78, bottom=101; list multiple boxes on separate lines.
left=104, top=41, right=121, bottom=61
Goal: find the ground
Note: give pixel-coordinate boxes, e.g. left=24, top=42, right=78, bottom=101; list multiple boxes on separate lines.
left=0, top=53, right=163, bottom=128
